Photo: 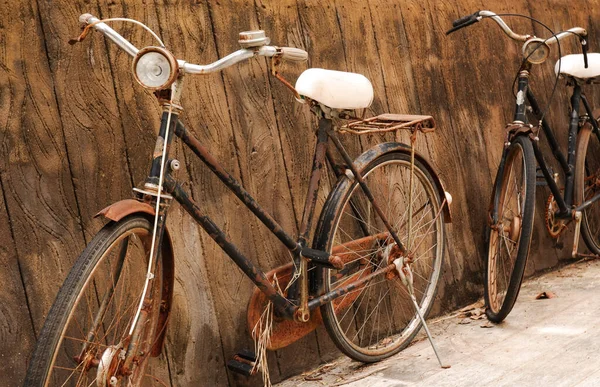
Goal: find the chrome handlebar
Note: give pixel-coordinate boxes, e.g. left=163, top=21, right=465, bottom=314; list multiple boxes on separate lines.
left=79, top=13, right=308, bottom=75
left=478, top=10, right=587, bottom=44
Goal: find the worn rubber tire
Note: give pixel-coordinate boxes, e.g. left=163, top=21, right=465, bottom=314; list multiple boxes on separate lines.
left=484, top=135, right=536, bottom=323
left=575, top=124, right=600, bottom=254
left=314, top=150, right=445, bottom=363
left=24, top=214, right=164, bottom=387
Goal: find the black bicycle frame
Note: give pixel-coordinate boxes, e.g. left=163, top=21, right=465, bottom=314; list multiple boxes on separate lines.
left=144, top=109, right=401, bottom=320
left=492, top=66, right=600, bottom=222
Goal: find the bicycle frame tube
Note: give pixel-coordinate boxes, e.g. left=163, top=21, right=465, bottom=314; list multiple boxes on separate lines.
left=173, top=120, right=300, bottom=252
left=328, top=131, right=408, bottom=254
left=581, top=94, right=600, bottom=141
left=148, top=111, right=177, bottom=180
left=514, top=69, right=530, bottom=124
left=162, top=174, right=296, bottom=317
left=152, top=113, right=413, bottom=320
left=526, top=88, right=569, bottom=174
left=162, top=116, right=340, bottom=318
left=288, top=118, right=330, bottom=306
left=564, top=84, right=582, bottom=207
left=525, top=84, right=582, bottom=215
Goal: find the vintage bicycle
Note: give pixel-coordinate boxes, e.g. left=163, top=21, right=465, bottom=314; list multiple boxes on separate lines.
left=25, top=13, right=451, bottom=386
left=448, top=11, right=600, bottom=322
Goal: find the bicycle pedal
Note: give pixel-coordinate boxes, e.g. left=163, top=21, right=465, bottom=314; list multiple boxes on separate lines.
left=236, top=349, right=257, bottom=362
left=227, top=350, right=257, bottom=376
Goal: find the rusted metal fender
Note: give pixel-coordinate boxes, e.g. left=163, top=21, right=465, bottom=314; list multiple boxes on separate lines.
left=352, top=142, right=452, bottom=222
left=95, top=199, right=156, bottom=222
left=95, top=199, right=174, bottom=357
left=247, top=263, right=324, bottom=350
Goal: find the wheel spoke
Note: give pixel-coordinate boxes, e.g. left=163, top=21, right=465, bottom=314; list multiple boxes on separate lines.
left=486, top=139, right=534, bottom=321
left=323, top=155, right=443, bottom=360
left=32, top=220, right=164, bottom=386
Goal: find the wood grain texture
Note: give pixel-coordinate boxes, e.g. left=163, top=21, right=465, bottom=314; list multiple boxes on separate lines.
left=0, top=0, right=86, bottom=335
left=3, top=0, right=600, bottom=385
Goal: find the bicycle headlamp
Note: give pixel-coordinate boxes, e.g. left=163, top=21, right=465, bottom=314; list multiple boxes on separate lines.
left=522, top=38, right=550, bottom=65
left=133, top=46, right=179, bottom=90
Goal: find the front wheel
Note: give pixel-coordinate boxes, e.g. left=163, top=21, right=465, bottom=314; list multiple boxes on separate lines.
left=575, top=123, right=600, bottom=254
left=484, top=135, right=536, bottom=323
left=24, top=214, right=167, bottom=386
left=316, top=150, right=445, bottom=362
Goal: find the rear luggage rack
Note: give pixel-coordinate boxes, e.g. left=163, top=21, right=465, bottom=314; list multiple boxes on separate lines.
left=338, top=114, right=436, bottom=135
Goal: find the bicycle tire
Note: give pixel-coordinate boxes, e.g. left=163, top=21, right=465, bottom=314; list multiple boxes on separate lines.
left=314, top=150, right=445, bottom=362
left=575, top=123, right=600, bottom=254
left=24, top=214, right=166, bottom=387
left=484, top=135, right=536, bottom=323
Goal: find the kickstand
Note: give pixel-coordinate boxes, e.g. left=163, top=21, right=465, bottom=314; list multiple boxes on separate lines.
left=572, top=211, right=582, bottom=258
left=396, top=258, right=450, bottom=369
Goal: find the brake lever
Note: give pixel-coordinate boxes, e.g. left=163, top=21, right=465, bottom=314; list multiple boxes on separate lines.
left=68, top=23, right=95, bottom=45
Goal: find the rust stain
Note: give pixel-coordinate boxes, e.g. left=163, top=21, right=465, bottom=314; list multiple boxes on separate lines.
left=95, top=199, right=155, bottom=221
left=247, top=263, right=323, bottom=350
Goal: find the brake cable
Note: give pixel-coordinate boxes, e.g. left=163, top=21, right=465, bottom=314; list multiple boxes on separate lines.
left=69, top=17, right=165, bottom=48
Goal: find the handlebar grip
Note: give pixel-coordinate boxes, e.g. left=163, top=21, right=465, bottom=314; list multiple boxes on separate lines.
left=79, top=13, right=95, bottom=24
left=446, top=11, right=480, bottom=35
left=452, top=11, right=479, bottom=27
left=280, top=47, right=308, bottom=62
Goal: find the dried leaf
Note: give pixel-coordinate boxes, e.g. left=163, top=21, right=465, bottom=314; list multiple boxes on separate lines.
left=535, top=291, right=557, bottom=299
left=469, top=314, right=485, bottom=320
left=331, top=366, right=388, bottom=386
left=480, top=321, right=494, bottom=328
left=304, top=376, right=323, bottom=381
left=458, top=318, right=471, bottom=325
left=457, top=307, right=485, bottom=319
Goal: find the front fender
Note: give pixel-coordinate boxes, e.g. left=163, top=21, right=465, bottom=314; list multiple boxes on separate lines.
left=95, top=199, right=174, bottom=357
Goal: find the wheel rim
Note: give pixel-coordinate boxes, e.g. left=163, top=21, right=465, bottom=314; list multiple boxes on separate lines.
left=487, top=143, right=527, bottom=314
left=45, top=227, right=162, bottom=386
left=325, top=157, right=443, bottom=357
left=581, top=134, right=600, bottom=250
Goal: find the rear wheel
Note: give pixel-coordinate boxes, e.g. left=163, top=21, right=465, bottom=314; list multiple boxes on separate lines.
left=24, top=215, right=167, bottom=386
left=484, top=135, right=535, bottom=323
left=316, top=150, right=445, bottom=362
left=575, top=123, right=600, bottom=254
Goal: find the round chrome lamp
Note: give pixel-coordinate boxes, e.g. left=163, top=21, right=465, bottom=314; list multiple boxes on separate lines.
left=132, top=46, right=179, bottom=90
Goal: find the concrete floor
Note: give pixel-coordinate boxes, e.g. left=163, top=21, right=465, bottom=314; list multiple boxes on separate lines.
left=277, top=259, right=600, bottom=387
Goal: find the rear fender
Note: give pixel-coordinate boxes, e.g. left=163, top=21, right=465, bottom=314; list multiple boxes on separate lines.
left=95, top=199, right=174, bottom=357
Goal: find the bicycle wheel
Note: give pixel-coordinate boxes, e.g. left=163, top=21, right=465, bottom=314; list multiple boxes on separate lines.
left=315, top=150, right=445, bottom=363
left=25, top=214, right=167, bottom=386
left=484, top=135, right=535, bottom=323
left=575, top=123, right=600, bottom=254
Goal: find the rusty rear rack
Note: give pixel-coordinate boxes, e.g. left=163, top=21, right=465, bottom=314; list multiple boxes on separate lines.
left=338, top=114, right=436, bottom=135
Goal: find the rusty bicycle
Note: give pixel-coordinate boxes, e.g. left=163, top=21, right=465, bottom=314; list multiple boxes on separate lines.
left=448, top=11, right=600, bottom=322
left=25, top=13, right=451, bottom=386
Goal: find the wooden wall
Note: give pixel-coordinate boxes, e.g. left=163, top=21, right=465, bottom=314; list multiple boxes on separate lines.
left=2, top=0, right=600, bottom=385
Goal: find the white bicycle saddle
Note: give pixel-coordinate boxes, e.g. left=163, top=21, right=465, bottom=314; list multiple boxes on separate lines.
left=555, top=53, right=600, bottom=83
left=295, top=68, right=374, bottom=110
